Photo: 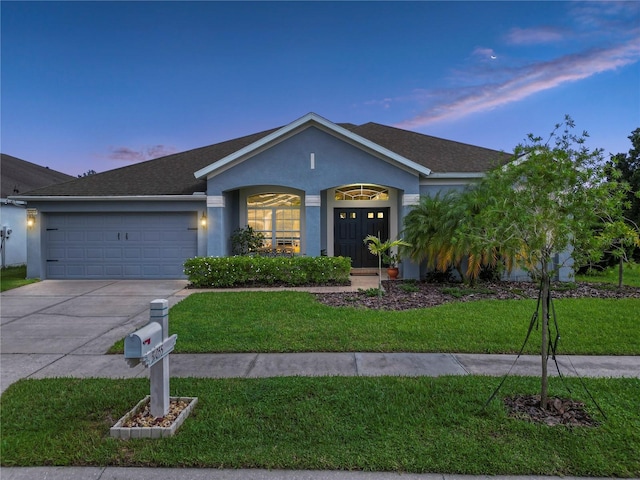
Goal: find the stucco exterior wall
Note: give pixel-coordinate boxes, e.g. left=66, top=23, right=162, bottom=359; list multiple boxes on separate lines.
left=0, top=203, right=27, bottom=267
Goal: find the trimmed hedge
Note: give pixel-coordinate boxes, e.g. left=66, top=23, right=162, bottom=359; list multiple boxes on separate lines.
left=184, top=256, right=352, bottom=288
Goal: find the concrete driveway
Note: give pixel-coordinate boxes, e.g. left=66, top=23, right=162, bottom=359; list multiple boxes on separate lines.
left=0, top=280, right=189, bottom=393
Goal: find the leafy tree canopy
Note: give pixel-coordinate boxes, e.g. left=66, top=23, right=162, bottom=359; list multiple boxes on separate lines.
left=460, top=115, right=628, bottom=281
left=606, top=128, right=640, bottom=259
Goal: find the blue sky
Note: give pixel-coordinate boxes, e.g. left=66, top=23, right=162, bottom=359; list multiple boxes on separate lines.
left=2, top=1, right=639, bottom=177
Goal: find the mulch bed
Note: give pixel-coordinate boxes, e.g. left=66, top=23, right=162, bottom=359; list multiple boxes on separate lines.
left=504, top=395, right=600, bottom=427
left=315, top=280, right=640, bottom=311
left=123, top=398, right=192, bottom=428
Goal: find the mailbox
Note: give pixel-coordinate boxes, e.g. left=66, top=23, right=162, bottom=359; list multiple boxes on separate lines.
left=124, top=322, right=163, bottom=359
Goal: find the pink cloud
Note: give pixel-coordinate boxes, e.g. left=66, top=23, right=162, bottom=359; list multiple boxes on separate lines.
left=505, top=26, right=565, bottom=45
left=394, top=39, right=640, bottom=130
left=108, top=145, right=178, bottom=163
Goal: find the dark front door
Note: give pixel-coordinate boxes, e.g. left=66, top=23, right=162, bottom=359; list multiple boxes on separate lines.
left=334, top=208, right=389, bottom=267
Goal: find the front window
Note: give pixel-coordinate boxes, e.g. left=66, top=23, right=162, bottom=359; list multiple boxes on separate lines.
left=247, top=193, right=301, bottom=253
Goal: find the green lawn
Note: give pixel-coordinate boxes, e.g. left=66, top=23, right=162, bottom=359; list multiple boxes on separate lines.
left=1, top=376, right=638, bottom=476
left=0, top=265, right=38, bottom=292
left=576, top=262, right=640, bottom=287
left=111, top=292, right=640, bottom=355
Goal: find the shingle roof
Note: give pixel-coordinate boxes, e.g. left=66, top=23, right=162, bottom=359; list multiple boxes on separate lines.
left=1, top=154, right=75, bottom=198
left=348, top=123, right=509, bottom=173
left=13, top=120, right=510, bottom=197
left=17, top=128, right=279, bottom=197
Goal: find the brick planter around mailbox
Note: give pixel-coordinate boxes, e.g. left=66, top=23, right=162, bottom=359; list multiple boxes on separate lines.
left=110, top=395, right=198, bottom=439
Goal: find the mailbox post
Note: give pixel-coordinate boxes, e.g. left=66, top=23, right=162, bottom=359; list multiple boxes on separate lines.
left=124, top=299, right=177, bottom=418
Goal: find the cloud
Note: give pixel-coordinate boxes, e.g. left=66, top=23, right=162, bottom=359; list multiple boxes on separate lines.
left=569, top=1, right=640, bottom=29
left=505, top=26, right=565, bottom=45
left=394, top=38, right=640, bottom=130
left=108, top=145, right=178, bottom=163
left=369, top=2, right=639, bottom=132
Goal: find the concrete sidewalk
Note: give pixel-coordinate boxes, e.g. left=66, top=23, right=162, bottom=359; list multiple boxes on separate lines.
left=5, top=351, right=639, bottom=385
left=3, top=467, right=629, bottom=480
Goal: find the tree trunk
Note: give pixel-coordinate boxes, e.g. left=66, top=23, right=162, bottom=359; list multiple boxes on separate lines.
left=618, top=256, right=624, bottom=289
left=540, top=268, right=550, bottom=411
left=378, top=253, right=383, bottom=297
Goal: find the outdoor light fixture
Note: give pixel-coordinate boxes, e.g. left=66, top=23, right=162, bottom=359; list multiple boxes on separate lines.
left=26, top=209, right=37, bottom=228
left=200, top=212, right=207, bottom=228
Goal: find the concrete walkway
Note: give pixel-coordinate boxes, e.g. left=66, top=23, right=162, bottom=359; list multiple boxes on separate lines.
left=1, top=279, right=638, bottom=480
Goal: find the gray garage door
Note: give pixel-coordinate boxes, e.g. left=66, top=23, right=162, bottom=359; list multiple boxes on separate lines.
left=45, top=212, right=197, bottom=279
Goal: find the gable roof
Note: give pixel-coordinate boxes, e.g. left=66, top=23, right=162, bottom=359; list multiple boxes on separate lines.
left=13, top=114, right=510, bottom=198
left=1, top=154, right=74, bottom=198
left=194, top=112, right=433, bottom=179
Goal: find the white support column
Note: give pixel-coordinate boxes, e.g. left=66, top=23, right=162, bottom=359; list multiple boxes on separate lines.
left=149, top=299, right=170, bottom=417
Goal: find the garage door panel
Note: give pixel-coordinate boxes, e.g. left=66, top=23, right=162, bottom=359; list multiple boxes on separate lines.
left=142, top=266, right=161, bottom=276
left=144, top=231, right=161, bottom=241
left=48, top=231, right=66, bottom=241
left=66, top=265, right=85, bottom=276
left=124, top=248, right=142, bottom=259
left=105, top=265, right=124, bottom=276
left=144, top=248, right=161, bottom=259
left=160, top=265, right=184, bottom=276
left=105, top=248, right=123, bottom=259
left=47, top=264, right=65, bottom=276
left=124, top=265, right=142, bottom=276
left=67, top=248, right=84, bottom=259
left=49, top=247, right=65, bottom=258
left=86, top=248, right=103, bottom=259
left=67, top=231, right=85, bottom=241
left=45, top=213, right=197, bottom=279
left=86, top=265, right=106, bottom=276
left=125, top=231, right=142, bottom=242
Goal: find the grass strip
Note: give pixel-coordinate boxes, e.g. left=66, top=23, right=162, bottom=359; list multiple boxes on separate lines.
left=111, top=293, right=640, bottom=355
left=576, top=262, right=640, bottom=287
left=0, top=265, right=38, bottom=292
left=1, top=376, right=638, bottom=476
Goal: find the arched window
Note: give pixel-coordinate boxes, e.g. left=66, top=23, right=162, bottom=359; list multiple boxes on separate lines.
left=334, top=184, right=389, bottom=201
left=247, top=193, right=301, bottom=253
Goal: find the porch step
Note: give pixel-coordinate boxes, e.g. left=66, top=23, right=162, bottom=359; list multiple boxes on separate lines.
left=350, top=268, right=378, bottom=276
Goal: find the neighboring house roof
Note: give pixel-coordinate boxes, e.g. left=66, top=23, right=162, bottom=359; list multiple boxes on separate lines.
left=1, top=154, right=75, bottom=198
left=13, top=114, right=510, bottom=198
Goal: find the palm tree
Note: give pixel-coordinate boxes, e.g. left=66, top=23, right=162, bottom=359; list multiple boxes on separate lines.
left=363, top=235, right=411, bottom=293
left=403, top=190, right=497, bottom=284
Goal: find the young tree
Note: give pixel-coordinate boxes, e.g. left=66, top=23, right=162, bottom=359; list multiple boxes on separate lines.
left=596, top=220, right=640, bottom=288
left=462, top=116, right=627, bottom=409
left=602, top=128, right=640, bottom=275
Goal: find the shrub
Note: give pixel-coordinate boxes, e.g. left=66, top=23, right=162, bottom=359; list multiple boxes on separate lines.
left=184, top=256, right=352, bottom=288
left=424, top=266, right=456, bottom=283
left=230, top=226, right=265, bottom=255
left=398, top=282, right=420, bottom=293
left=359, top=287, right=384, bottom=297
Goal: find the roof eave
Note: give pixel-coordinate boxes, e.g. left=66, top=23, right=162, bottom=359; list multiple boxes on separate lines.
left=9, top=195, right=206, bottom=202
